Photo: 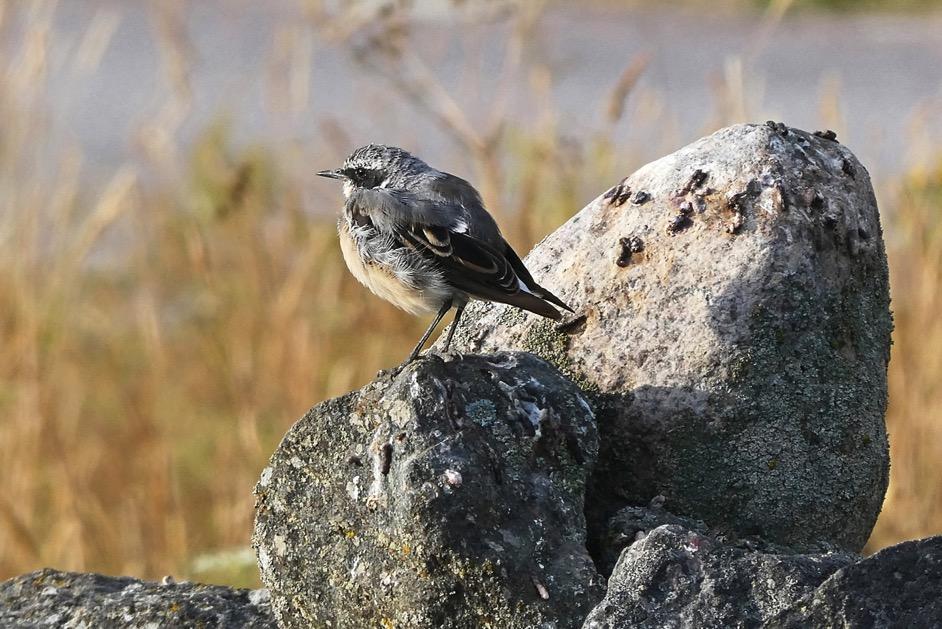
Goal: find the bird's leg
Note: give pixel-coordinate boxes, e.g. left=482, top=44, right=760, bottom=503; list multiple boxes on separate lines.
left=441, top=303, right=465, bottom=354
left=405, top=299, right=452, bottom=364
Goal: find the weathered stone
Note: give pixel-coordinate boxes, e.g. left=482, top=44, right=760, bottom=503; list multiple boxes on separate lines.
left=443, top=123, right=892, bottom=552
left=253, top=352, right=603, bottom=628
left=596, top=504, right=708, bottom=577
left=768, top=535, right=942, bottom=627
left=0, top=569, right=274, bottom=628
left=583, top=524, right=856, bottom=629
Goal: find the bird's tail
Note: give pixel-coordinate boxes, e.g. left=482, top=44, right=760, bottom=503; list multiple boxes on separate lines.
left=532, top=284, right=574, bottom=315
left=500, top=242, right=574, bottom=319
left=503, top=290, right=564, bottom=320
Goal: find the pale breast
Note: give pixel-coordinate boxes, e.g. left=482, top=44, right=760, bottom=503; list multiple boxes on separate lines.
left=338, top=220, right=451, bottom=315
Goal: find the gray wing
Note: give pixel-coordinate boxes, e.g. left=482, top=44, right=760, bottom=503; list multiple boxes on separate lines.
left=419, top=173, right=502, bottom=245
left=345, top=177, right=571, bottom=319
left=347, top=172, right=500, bottom=243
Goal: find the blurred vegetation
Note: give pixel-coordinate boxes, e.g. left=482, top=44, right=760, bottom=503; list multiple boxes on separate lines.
left=756, top=0, right=942, bottom=11
left=588, top=0, right=942, bottom=12
left=871, top=161, right=942, bottom=549
left=0, top=0, right=940, bottom=588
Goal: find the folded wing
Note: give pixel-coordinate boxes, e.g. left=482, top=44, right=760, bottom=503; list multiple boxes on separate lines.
left=398, top=222, right=571, bottom=320
left=347, top=184, right=573, bottom=320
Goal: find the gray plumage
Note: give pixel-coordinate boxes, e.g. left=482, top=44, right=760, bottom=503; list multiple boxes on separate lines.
left=318, top=144, right=572, bottom=364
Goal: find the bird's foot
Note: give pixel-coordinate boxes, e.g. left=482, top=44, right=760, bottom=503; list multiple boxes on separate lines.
left=377, top=351, right=454, bottom=380
left=376, top=355, right=422, bottom=380
left=375, top=364, right=405, bottom=380
left=432, top=348, right=463, bottom=361
left=375, top=367, right=393, bottom=379
left=416, top=349, right=457, bottom=364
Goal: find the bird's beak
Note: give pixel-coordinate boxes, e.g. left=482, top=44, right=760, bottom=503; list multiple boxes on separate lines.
left=317, top=169, right=344, bottom=180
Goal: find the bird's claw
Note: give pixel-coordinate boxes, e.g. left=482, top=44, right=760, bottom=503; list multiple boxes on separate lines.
left=434, top=348, right=463, bottom=361
left=375, top=365, right=404, bottom=380
left=376, top=356, right=420, bottom=380
left=376, top=348, right=465, bottom=381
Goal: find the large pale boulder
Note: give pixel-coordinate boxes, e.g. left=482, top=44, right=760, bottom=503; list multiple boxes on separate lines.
left=444, top=123, right=892, bottom=552
left=253, top=352, right=603, bottom=628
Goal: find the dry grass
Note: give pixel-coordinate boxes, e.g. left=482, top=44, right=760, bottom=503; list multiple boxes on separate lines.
left=867, top=160, right=942, bottom=551
left=0, top=1, right=938, bottom=587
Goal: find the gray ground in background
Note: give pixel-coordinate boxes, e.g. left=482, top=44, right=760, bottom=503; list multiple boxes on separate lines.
left=26, top=2, right=942, bottom=190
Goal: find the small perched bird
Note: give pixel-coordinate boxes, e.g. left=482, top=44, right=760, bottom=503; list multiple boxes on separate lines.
left=318, top=144, right=572, bottom=365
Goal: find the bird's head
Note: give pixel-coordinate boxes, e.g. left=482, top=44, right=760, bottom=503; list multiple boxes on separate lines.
left=317, top=144, right=429, bottom=198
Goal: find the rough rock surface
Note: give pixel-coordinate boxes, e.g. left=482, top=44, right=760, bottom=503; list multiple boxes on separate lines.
left=0, top=569, right=274, bottom=628
left=253, top=352, right=603, bottom=629
left=769, top=535, right=942, bottom=627
left=595, top=504, right=708, bottom=577
left=583, top=524, right=857, bottom=629
left=443, top=123, right=893, bottom=552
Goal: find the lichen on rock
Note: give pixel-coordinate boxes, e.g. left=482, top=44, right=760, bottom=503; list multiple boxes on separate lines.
left=253, top=352, right=603, bottom=628
left=0, top=569, right=274, bottom=628
left=582, top=524, right=857, bottom=629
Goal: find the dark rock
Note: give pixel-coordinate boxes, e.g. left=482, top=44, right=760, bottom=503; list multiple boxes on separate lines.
left=630, top=190, right=651, bottom=205
left=813, top=129, right=838, bottom=142
left=595, top=505, right=708, bottom=577
left=583, top=525, right=856, bottom=629
left=615, top=236, right=643, bottom=267
left=0, top=569, right=274, bottom=628
left=604, top=179, right=632, bottom=207
left=443, top=123, right=892, bottom=553
left=253, top=352, right=603, bottom=628
left=768, top=535, right=942, bottom=627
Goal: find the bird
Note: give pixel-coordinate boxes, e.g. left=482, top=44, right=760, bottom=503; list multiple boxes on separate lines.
left=318, top=144, right=572, bottom=366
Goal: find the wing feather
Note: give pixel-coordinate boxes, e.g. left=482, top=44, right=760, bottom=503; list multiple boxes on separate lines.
left=346, top=180, right=570, bottom=319
left=398, top=223, right=563, bottom=320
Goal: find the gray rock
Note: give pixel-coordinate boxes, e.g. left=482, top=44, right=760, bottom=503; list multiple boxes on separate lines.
left=768, top=535, right=942, bottom=627
left=253, top=352, right=603, bottom=629
left=583, top=524, right=856, bottom=629
left=443, top=123, right=892, bottom=552
left=0, top=569, right=274, bottom=628
left=596, top=504, right=708, bottom=577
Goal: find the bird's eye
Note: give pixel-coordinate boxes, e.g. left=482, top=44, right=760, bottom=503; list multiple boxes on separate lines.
left=347, top=166, right=380, bottom=188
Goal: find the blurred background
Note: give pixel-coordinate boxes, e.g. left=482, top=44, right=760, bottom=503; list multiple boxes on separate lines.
left=1, top=0, right=940, bottom=587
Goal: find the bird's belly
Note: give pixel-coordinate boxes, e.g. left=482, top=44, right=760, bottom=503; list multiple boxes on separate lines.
left=339, top=225, right=450, bottom=315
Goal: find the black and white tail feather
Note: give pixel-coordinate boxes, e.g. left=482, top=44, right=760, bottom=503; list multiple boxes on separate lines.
left=319, top=144, right=573, bottom=365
